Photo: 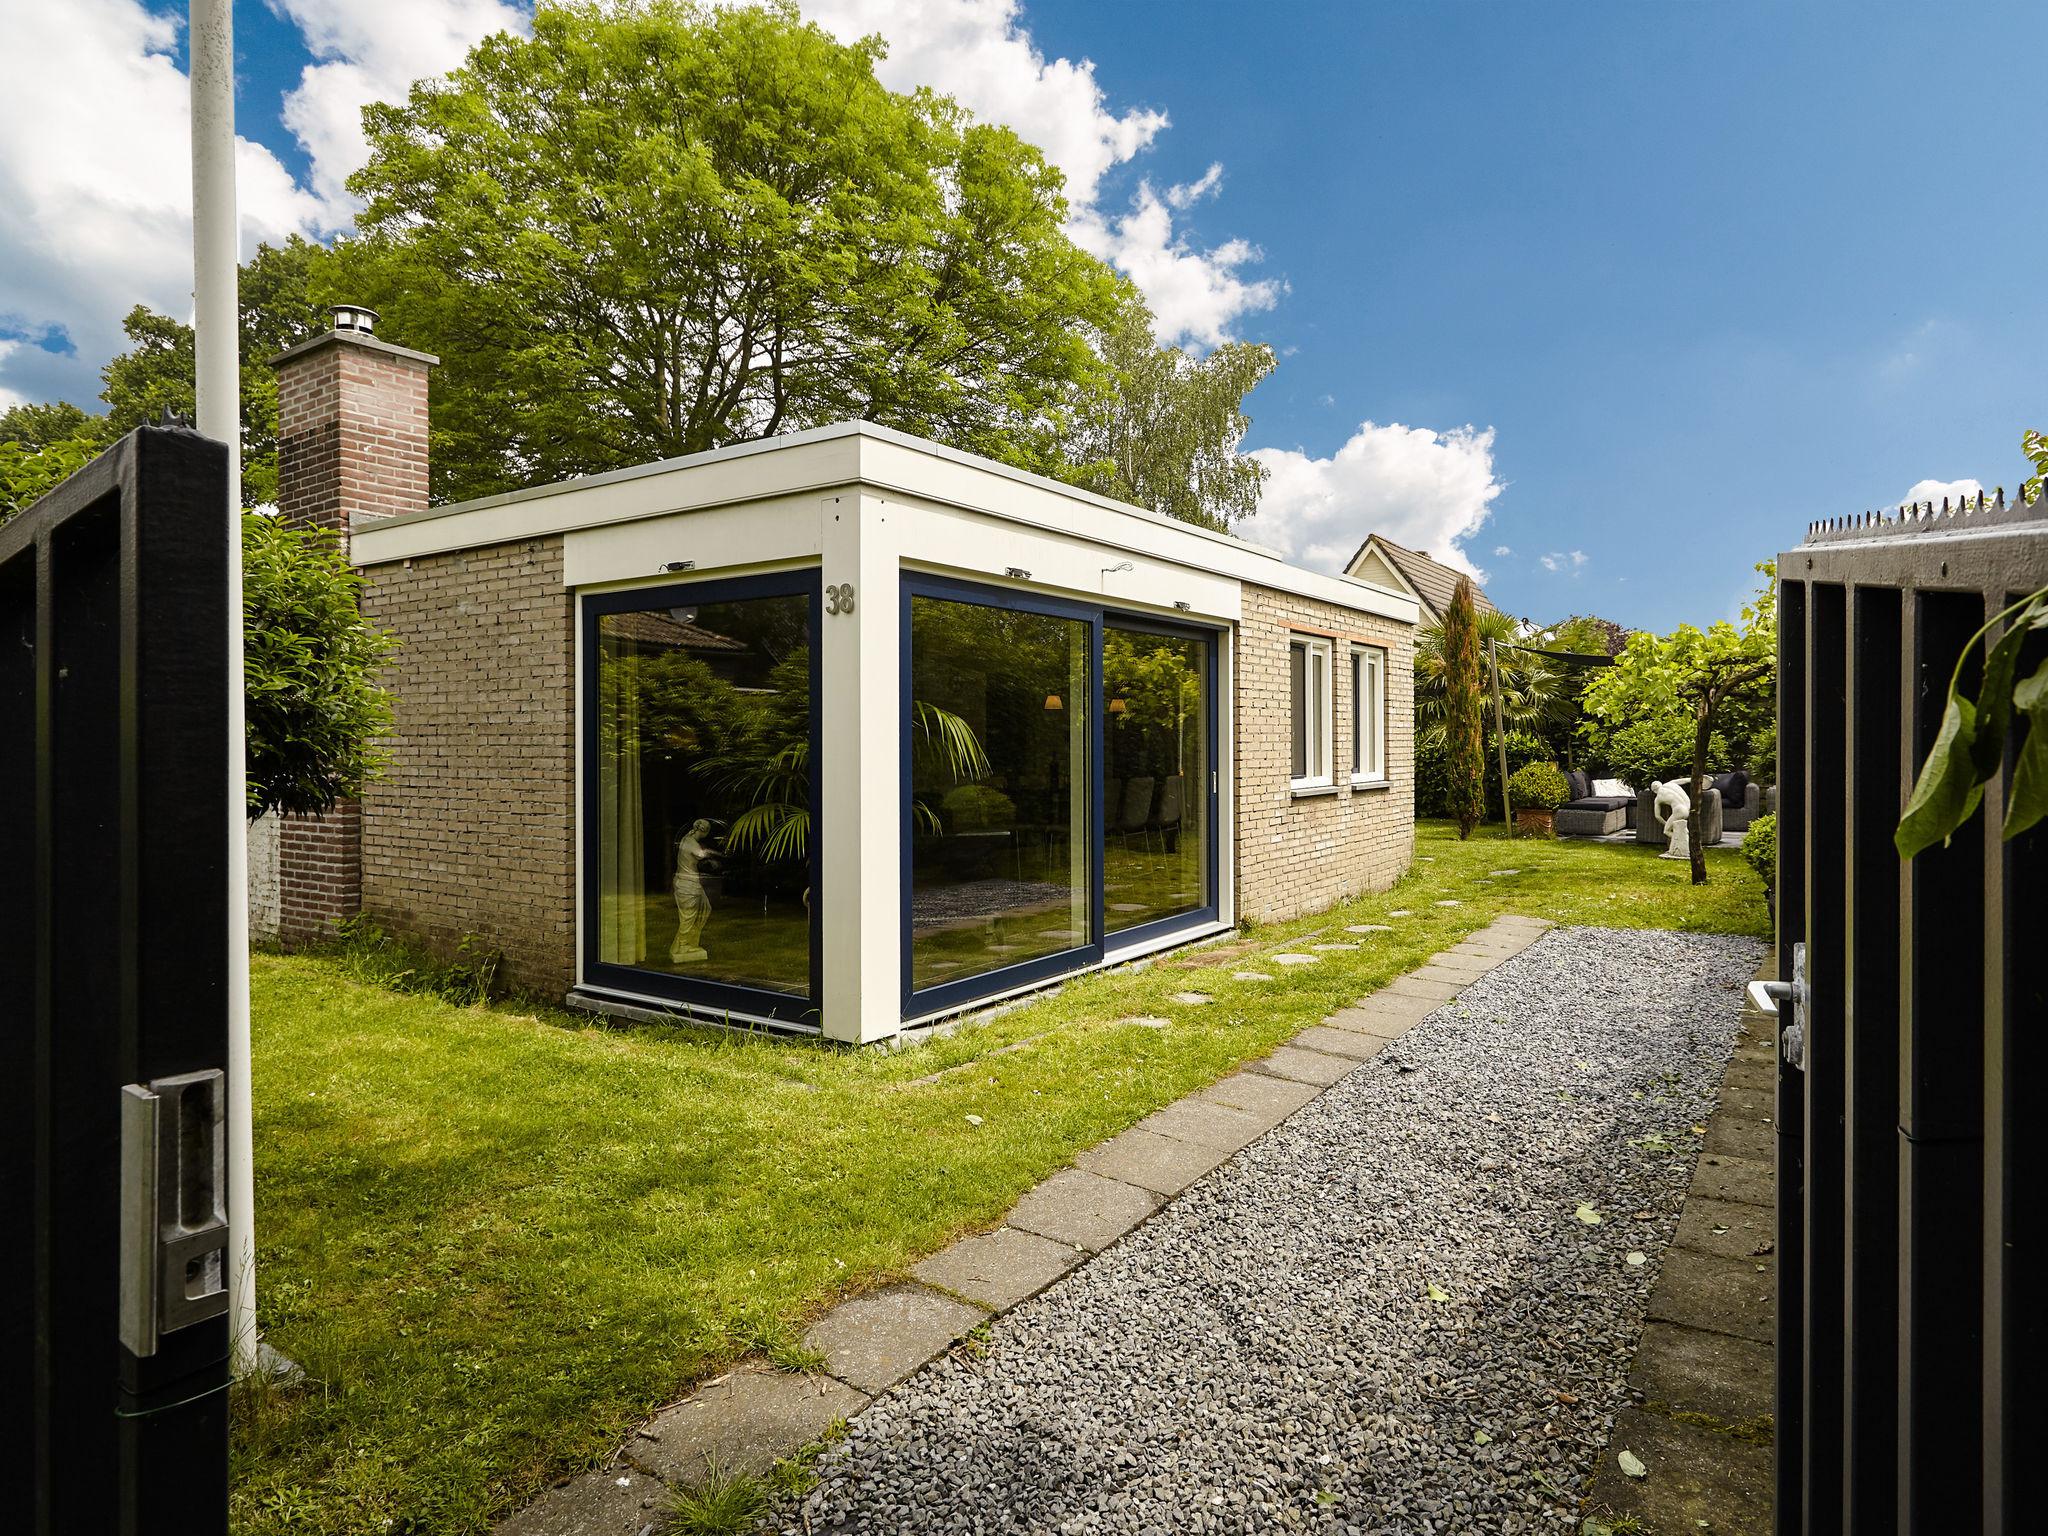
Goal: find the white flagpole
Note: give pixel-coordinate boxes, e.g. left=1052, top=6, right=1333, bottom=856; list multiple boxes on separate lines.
left=190, top=0, right=257, bottom=1375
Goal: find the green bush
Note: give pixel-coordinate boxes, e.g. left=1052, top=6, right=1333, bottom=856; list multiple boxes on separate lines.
left=1741, top=813, right=1777, bottom=892
left=1416, top=728, right=1549, bottom=818
left=1507, top=761, right=1571, bottom=812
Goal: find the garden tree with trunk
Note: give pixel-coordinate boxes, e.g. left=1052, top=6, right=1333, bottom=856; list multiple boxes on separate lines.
left=337, top=0, right=1132, bottom=505
left=1440, top=576, right=1487, bottom=838
left=1066, top=299, right=1277, bottom=532
left=1580, top=566, right=1777, bottom=884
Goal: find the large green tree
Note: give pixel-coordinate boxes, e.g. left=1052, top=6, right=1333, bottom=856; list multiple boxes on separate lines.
left=339, top=0, right=1129, bottom=503
left=1440, top=576, right=1487, bottom=838
left=1580, top=566, right=1776, bottom=884
left=1065, top=299, right=1275, bottom=531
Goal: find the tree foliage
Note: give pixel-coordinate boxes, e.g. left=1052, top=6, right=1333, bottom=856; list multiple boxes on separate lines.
left=1439, top=576, right=1487, bottom=838
left=1066, top=299, right=1275, bottom=531
left=1580, top=565, right=1777, bottom=883
left=340, top=0, right=1129, bottom=503
left=1415, top=605, right=1563, bottom=754
left=242, top=513, right=397, bottom=819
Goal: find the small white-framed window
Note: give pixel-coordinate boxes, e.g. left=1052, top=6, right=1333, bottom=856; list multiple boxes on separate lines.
left=1351, top=644, right=1386, bottom=783
left=1288, top=634, right=1334, bottom=788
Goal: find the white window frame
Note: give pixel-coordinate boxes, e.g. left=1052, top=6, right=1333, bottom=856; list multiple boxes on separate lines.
left=1288, top=634, right=1335, bottom=790
left=1350, top=644, right=1386, bottom=784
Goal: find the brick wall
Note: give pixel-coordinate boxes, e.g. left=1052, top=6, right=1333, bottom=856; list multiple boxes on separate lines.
left=277, top=802, right=361, bottom=944
left=357, top=537, right=577, bottom=994
left=1234, top=584, right=1415, bottom=922
left=275, top=341, right=432, bottom=532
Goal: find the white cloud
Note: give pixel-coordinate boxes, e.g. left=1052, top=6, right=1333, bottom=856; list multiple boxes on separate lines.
left=0, top=0, right=322, bottom=406
left=1898, top=476, right=1983, bottom=508
left=1165, top=162, right=1223, bottom=210
left=1247, top=422, right=1504, bottom=577
left=1070, top=185, right=1283, bottom=349
left=1539, top=553, right=1560, bottom=572
left=267, top=1, right=527, bottom=223
left=1537, top=550, right=1587, bottom=575
left=1493, top=544, right=1513, bottom=557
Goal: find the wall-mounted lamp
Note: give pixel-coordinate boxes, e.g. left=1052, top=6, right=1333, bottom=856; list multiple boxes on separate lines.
left=1108, top=697, right=1128, bottom=715
left=1043, top=693, right=1063, bottom=711
left=1102, top=561, right=1134, bottom=577
left=1174, top=600, right=1193, bottom=611
left=663, top=560, right=695, bottom=572
left=1006, top=566, right=1031, bottom=580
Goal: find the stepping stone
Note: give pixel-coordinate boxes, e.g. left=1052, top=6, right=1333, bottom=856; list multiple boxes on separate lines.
left=1038, top=928, right=1082, bottom=940
left=1435, top=899, right=1462, bottom=907
left=1139, top=1096, right=1271, bottom=1153
left=495, top=1466, right=664, bottom=1536
left=913, top=1227, right=1082, bottom=1310
left=1346, top=924, right=1393, bottom=934
left=1291, top=1024, right=1389, bottom=1061
left=1076, top=1127, right=1230, bottom=1197
left=1249, top=1044, right=1355, bottom=1086
left=1006, top=1168, right=1162, bottom=1253
left=1119, top=1015, right=1172, bottom=1029
left=1232, top=970, right=1273, bottom=982
left=1311, top=942, right=1359, bottom=952
left=1197, top=1070, right=1321, bottom=1121
left=802, top=1283, right=986, bottom=1393
left=1388, top=909, right=1413, bottom=917
left=634, top=1366, right=868, bottom=1488
left=1108, top=902, right=1149, bottom=912
left=1489, top=868, right=1521, bottom=876
left=1271, top=952, right=1318, bottom=966
left=1167, top=990, right=1214, bottom=1005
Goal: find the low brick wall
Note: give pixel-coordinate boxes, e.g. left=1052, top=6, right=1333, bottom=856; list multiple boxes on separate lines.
left=358, top=536, right=576, bottom=993
left=1234, top=584, right=1415, bottom=922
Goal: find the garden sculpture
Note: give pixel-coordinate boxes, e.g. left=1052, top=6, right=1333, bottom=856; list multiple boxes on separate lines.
left=1650, top=780, right=1692, bottom=863
left=671, top=818, right=716, bottom=963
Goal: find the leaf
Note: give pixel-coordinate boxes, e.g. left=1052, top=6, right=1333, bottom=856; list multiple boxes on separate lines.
left=2005, top=659, right=2048, bottom=841
left=1968, top=609, right=2035, bottom=780
left=1426, top=1281, right=1452, bottom=1303
left=1618, top=1449, right=1647, bottom=1479
left=963, top=1114, right=983, bottom=1127
left=1896, top=693, right=1984, bottom=858
left=1473, top=1429, right=1493, bottom=1445
left=1575, top=1203, right=1603, bottom=1225
left=1627, top=1251, right=1648, bottom=1267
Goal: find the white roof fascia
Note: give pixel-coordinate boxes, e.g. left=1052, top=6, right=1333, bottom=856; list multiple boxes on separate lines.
left=348, top=420, right=1418, bottom=626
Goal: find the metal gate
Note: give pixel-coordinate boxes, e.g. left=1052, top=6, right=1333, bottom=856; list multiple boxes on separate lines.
left=1771, top=491, right=2045, bottom=1536
left=2, top=426, right=234, bottom=1534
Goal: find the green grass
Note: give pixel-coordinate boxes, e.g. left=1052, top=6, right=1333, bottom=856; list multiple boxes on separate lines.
left=231, top=821, right=1766, bottom=1534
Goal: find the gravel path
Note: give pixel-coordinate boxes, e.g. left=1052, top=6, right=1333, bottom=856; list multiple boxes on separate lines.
left=776, top=926, right=1765, bottom=1536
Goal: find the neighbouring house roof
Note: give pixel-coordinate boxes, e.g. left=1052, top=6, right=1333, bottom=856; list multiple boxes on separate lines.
left=1343, top=534, right=1496, bottom=625
left=348, top=419, right=1421, bottom=627
left=600, top=608, right=750, bottom=652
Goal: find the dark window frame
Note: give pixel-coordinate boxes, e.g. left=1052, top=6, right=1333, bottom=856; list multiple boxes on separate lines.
left=578, top=569, right=824, bottom=1026
left=900, top=572, right=1222, bottom=1018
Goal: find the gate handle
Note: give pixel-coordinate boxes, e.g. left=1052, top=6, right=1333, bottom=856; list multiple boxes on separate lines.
left=1746, top=943, right=1807, bottom=1073
left=1748, top=978, right=1792, bottom=1015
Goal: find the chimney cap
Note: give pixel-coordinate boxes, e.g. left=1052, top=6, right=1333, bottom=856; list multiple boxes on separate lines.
left=330, top=303, right=379, bottom=335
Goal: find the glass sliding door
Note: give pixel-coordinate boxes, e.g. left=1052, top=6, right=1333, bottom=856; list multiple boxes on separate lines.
left=583, top=573, right=819, bottom=1021
left=1103, top=623, right=1213, bottom=939
left=904, top=582, right=1097, bottom=1006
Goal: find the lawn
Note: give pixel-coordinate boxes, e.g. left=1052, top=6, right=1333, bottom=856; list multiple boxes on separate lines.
left=231, top=821, right=1767, bottom=1534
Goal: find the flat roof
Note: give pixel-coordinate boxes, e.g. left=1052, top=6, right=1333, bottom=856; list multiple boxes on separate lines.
left=350, top=419, right=1418, bottom=623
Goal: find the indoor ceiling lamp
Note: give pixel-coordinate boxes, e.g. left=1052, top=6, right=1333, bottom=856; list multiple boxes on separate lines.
left=1044, top=693, right=1063, bottom=711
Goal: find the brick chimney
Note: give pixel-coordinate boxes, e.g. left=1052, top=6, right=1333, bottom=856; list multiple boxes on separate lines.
left=266, top=305, right=436, bottom=944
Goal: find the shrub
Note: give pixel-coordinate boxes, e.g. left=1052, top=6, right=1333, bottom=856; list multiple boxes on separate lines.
left=327, top=916, right=504, bottom=1006
left=1507, top=761, right=1571, bottom=812
left=1741, top=812, right=1777, bottom=893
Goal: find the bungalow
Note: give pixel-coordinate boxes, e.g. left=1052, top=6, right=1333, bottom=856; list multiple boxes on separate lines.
left=257, top=309, right=1418, bottom=1044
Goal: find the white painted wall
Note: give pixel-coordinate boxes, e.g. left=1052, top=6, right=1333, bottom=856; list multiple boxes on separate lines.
left=247, top=810, right=280, bottom=943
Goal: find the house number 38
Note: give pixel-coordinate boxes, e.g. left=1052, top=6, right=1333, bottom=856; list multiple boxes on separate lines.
left=826, top=583, right=855, bottom=615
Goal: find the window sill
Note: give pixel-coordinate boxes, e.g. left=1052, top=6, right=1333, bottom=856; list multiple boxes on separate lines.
left=1289, top=781, right=1339, bottom=800
left=1349, top=776, right=1390, bottom=793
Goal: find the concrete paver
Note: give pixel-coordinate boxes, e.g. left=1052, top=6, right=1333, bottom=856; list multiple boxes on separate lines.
left=1004, top=1169, right=1161, bottom=1253
left=1247, top=1043, right=1356, bottom=1086
left=802, top=1284, right=987, bottom=1394
left=912, top=1227, right=1083, bottom=1310
left=1075, top=1126, right=1230, bottom=1196
left=633, top=1367, right=867, bottom=1487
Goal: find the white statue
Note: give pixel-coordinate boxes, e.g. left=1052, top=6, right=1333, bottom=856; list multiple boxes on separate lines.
left=670, top=818, right=716, bottom=963
left=1651, top=780, right=1692, bottom=862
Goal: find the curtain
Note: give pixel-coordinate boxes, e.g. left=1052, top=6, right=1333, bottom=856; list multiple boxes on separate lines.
left=597, top=634, right=646, bottom=965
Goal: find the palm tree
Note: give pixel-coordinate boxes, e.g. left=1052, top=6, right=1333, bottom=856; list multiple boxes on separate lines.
left=1413, top=607, right=1562, bottom=752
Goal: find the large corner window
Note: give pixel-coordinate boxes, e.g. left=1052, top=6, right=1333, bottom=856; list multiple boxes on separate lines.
left=1289, top=634, right=1334, bottom=788
left=584, top=573, right=819, bottom=1021
left=1104, top=624, right=1212, bottom=937
left=1351, top=644, right=1385, bottom=783
left=905, top=585, right=1095, bottom=1005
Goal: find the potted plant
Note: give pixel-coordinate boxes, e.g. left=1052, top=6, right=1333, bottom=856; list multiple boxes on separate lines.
left=1507, top=762, right=1571, bottom=837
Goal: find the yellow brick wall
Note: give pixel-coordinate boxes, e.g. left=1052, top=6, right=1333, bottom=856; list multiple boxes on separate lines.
left=358, top=538, right=577, bottom=993
left=1234, top=585, right=1415, bottom=922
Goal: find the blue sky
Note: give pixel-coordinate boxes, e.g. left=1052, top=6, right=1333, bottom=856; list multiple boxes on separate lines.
left=3, top=1, right=2040, bottom=630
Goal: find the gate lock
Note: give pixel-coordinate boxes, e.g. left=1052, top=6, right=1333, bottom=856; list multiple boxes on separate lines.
left=1746, top=941, right=1808, bottom=1073
left=119, top=1069, right=230, bottom=1357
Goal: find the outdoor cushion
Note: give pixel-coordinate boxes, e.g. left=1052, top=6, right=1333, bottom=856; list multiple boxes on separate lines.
left=1562, top=795, right=1633, bottom=812
left=1592, top=777, right=1632, bottom=798
left=1711, top=770, right=1750, bottom=808
left=1566, top=769, right=1592, bottom=802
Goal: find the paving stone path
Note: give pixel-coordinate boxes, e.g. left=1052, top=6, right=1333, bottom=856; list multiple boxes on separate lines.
left=499, top=918, right=1765, bottom=1536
